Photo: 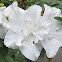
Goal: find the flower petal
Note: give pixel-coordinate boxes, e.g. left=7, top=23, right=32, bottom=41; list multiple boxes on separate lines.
left=49, top=28, right=62, bottom=45
left=0, top=7, right=9, bottom=39
left=19, top=35, right=42, bottom=61
left=4, top=30, right=18, bottom=49
left=4, top=1, right=18, bottom=16
left=25, top=5, right=42, bottom=21
left=4, top=29, right=25, bottom=49
left=0, top=24, right=8, bottom=39
left=41, top=38, right=61, bottom=58
left=8, top=5, right=25, bottom=33
left=44, top=4, right=61, bottom=20
left=43, top=5, right=62, bottom=32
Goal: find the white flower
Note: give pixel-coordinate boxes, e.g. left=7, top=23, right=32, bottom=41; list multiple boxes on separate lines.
left=0, top=7, right=10, bottom=39
left=4, top=2, right=62, bottom=61
left=41, top=4, right=62, bottom=58
left=4, top=2, right=50, bottom=61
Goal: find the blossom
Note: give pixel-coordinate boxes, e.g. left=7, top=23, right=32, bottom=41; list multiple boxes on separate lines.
left=4, top=1, right=62, bottom=61
left=41, top=4, right=62, bottom=58
left=0, top=7, right=10, bottom=39
left=4, top=1, right=50, bottom=61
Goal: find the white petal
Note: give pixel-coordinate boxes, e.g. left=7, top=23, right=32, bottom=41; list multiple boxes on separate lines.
left=4, top=30, right=18, bottom=49
left=49, top=28, right=62, bottom=45
left=0, top=7, right=9, bottom=39
left=25, top=5, right=42, bottom=21
left=43, top=5, right=62, bottom=32
left=19, top=35, right=42, bottom=61
left=4, top=29, right=26, bottom=49
left=9, top=6, right=25, bottom=33
left=44, top=4, right=61, bottom=20
left=0, top=24, right=8, bottom=39
left=4, top=1, right=18, bottom=16
left=41, top=38, right=61, bottom=58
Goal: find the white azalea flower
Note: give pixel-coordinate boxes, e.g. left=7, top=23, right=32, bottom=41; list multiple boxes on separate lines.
left=4, top=1, right=50, bottom=61
left=41, top=4, right=62, bottom=58
left=4, top=2, right=62, bottom=61
left=0, top=7, right=10, bottom=39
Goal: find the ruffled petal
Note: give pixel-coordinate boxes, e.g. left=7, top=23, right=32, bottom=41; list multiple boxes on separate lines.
left=19, top=35, right=42, bottom=61
left=25, top=5, right=42, bottom=21
left=44, top=4, right=61, bottom=18
left=8, top=4, right=25, bottom=33
left=4, top=1, right=18, bottom=16
left=41, top=38, right=61, bottom=58
left=48, top=28, right=62, bottom=45
left=4, top=29, right=25, bottom=49
left=0, top=7, right=9, bottom=39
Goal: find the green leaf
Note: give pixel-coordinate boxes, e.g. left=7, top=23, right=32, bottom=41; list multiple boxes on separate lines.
left=50, top=3, right=59, bottom=7
left=1, top=0, right=12, bottom=5
left=0, top=54, right=5, bottom=62
left=54, top=17, right=62, bottom=21
left=17, top=0, right=22, bottom=2
left=44, top=2, right=52, bottom=6
left=0, top=45, right=8, bottom=57
left=37, top=1, right=44, bottom=10
left=0, top=38, right=3, bottom=47
left=14, top=51, right=25, bottom=62
left=39, top=48, right=45, bottom=58
left=5, top=55, right=15, bottom=62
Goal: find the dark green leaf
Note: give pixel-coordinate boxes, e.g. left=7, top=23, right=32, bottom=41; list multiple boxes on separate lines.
left=54, top=17, right=62, bottom=21
left=51, top=3, right=59, bottom=7
left=44, top=2, right=52, bottom=6
left=37, top=1, right=44, bottom=10
left=1, top=0, right=12, bottom=5
left=0, top=45, right=8, bottom=57
left=0, top=54, right=5, bottom=62
left=17, top=0, right=22, bottom=2
left=14, top=51, right=25, bottom=62
left=0, top=38, right=3, bottom=47
left=5, top=55, right=15, bottom=62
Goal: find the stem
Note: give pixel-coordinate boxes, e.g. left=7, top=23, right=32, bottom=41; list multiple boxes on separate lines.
left=47, top=58, right=52, bottom=62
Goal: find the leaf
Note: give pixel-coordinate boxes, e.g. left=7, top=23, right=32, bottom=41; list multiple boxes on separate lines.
left=14, top=51, right=25, bottom=62
left=0, top=45, right=8, bottom=57
left=39, top=48, right=45, bottom=58
left=0, top=54, right=5, bottom=62
left=50, top=3, right=59, bottom=7
left=5, top=55, right=15, bottom=62
left=17, top=0, right=22, bottom=2
left=37, top=1, right=44, bottom=10
left=1, top=0, right=12, bottom=5
left=54, top=17, right=62, bottom=21
left=0, top=38, right=3, bottom=47
left=44, top=2, right=52, bottom=6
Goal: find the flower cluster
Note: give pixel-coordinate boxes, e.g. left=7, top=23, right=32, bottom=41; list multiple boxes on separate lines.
left=0, top=1, right=62, bottom=61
